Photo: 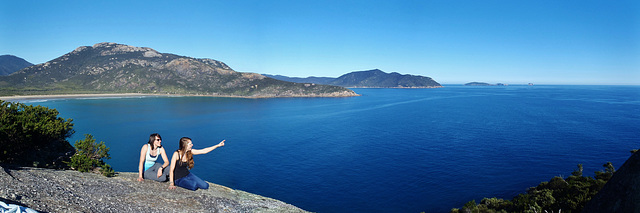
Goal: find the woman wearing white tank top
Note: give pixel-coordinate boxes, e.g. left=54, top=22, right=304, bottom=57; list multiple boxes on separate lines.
left=137, top=133, right=170, bottom=182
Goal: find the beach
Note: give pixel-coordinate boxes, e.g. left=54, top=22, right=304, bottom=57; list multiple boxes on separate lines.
left=0, top=93, right=169, bottom=101
left=0, top=91, right=360, bottom=101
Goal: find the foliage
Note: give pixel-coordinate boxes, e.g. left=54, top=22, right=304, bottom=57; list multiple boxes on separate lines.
left=594, top=162, right=614, bottom=181
left=450, top=163, right=615, bottom=213
left=68, top=134, right=114, bottom=177
left=0, top=100, right=75, bottom=167
left=0, top=100, right=114, bottom=176
left=571, top=164, right=583, bottom=177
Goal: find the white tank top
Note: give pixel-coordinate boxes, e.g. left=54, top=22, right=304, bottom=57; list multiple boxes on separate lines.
left=144, top=145, right=161, bottom=171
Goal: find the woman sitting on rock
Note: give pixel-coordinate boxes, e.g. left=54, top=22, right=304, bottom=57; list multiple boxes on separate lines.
left=169, top=137, right=225, bottom=190
left=137, top=133, right=170, bottom=182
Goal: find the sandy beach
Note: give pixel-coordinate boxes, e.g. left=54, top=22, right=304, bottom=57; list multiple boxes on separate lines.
left=0, top=93, right=170, bottom=101
left=0, top=91, right=360, bottom=101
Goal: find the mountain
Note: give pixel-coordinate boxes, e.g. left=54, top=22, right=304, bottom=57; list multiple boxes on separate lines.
left=264, top=69, right=442, bottom=88
left=0, top=42, right=357, bottom=97
left=262, top=74, right=335, bottom=85
left=332, top=69, right=442, bottom=88
left=0, top=55, right=33, bottom=76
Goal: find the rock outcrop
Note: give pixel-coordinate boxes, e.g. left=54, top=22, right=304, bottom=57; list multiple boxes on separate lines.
left=0, top=165, right=307, bottom=213
left=582, top=151, right=640, bottom=213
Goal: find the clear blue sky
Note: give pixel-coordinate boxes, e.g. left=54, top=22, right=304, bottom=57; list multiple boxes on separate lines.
left=1, top=0, right=639, bottom=85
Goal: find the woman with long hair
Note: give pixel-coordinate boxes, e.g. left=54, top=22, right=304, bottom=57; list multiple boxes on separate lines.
left=168, top=137, right=225, bottom=190
left=137, top=133, right=170, bottom=182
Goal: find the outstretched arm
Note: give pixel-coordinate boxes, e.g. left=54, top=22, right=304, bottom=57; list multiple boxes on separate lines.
left=192, top=140, right=225, bottom=155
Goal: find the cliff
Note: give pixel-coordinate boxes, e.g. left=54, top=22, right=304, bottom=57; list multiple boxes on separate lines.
left=0, top=165, right=307, bottom=213
left=582, top=151, right=640, bottom=213
left=0, top=42, right=357, bottom=98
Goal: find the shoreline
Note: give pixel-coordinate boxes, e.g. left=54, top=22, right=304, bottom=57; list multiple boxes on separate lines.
left=0, top=92, right=360, bottom=101
left=0, top=93, right=169, bottom=101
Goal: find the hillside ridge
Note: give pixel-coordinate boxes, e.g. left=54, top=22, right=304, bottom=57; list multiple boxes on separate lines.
left=0, top=55, right=33, bottom=76
left=265, top=69, right=442, bottom=88
left=0, top=42, right=357, bottom=98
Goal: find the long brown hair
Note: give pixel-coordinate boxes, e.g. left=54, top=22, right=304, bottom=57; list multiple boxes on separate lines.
left=178, top=137, right=194, bottom=169
left=148, top=133, right=162, bottom=150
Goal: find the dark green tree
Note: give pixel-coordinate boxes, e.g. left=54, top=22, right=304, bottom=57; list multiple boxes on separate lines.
left=450, top=163, right=614, bottom=213
left=462, top=200, right=478, bottom=213
left=68, top=134, right=114, bottom=177
left=571, top=164, right=583, bottom=177
left=0, top=100, right=75, bottom=167
left=594, top=162, right=615, bottom=181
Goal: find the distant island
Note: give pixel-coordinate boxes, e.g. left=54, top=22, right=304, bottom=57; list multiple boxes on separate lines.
left=0, top=42, right=358, bottom=98
left=464, top=82, right=509, bottom=86
left=264, top=69, right=442, bottom=88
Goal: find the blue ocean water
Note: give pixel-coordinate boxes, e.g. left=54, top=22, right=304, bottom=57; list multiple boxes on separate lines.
left=26, top=85, right=640, bottom=212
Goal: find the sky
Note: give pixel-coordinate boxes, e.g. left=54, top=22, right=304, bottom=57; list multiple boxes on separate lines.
left=1, top=0, right=639, bottom=85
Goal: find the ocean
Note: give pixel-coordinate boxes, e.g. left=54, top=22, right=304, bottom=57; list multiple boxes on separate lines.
left=25, top=85, right=640, bottom=212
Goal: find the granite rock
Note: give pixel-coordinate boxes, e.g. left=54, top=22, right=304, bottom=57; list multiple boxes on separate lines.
left=0, top=165, right=308, bottom=213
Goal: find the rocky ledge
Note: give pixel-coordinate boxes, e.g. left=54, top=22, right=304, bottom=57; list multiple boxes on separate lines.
left=0, top=165, right=308, bottom=213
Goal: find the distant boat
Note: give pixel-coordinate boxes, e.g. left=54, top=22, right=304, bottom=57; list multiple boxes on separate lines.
left=528, top=83, right=534, bottom=86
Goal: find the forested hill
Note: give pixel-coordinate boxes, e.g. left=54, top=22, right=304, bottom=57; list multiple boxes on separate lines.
left=265, top=69, right=442, bottom=88
left=0, top=55, right=33, bottom=76
left=0, top=42, right=357, bottom=97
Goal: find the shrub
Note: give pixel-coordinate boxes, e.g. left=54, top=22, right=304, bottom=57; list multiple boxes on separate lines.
left=0, top=100, right=74, bottom=167
left=68, top=134, right=114, bottom=177
left=450, top=163, right=615, bottom=213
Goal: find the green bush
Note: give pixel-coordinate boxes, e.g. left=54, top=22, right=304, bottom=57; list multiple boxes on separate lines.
left=0, top=100, right=75, bottom=167
left=450, top=163, right=615, bottom=213
left=68, top=134, right=114, bottom=177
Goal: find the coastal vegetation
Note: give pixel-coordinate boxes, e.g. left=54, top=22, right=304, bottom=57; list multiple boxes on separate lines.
left=449, top=162, right=615, bottom=213
left=0, top=100, right=74, bottom=168
left=0, top=99, right=113, bottom=176
left=68, top=134, right=115, bottom=177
